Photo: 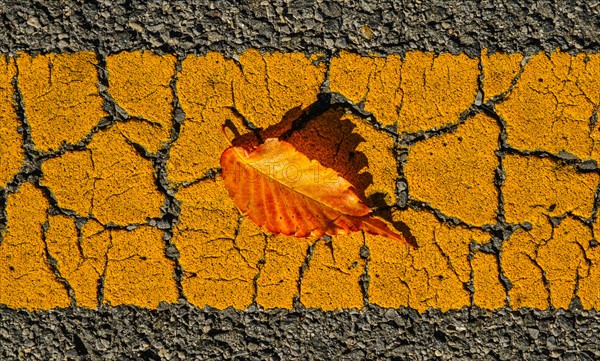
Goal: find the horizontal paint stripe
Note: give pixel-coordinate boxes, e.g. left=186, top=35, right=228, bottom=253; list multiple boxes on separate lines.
left=0, top=50, right=599, bottom=312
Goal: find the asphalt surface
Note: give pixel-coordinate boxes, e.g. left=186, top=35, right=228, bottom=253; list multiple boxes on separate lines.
left=2, top=0, right=600, bottom=360
left=1, top=0, right=599, bottom=56
left=1, top=304, right=599, bottom=360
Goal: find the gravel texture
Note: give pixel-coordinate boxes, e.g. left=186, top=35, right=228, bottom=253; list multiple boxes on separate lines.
left=2, top=0, right=600, bottom=359
left=1, top=0, right=599, bottom=57
left=1, top=304, right=599, bottom=360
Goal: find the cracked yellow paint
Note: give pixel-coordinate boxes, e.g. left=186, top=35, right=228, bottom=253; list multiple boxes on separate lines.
left=168, top=50, right=325, bottom=184
left=173, top=177, right=263, bottom=309
left=46, top=216, right=110, bottom=308
left=168, top=52, right=241, bottom=183
left=107, top=51, right=176, bottom=153
left=497, top=51, right=600, bottom=160
left=41, top=150, right=94, bottom=216
left=103, top=226, right=178, bottom=308
left=537, top=217, right=588, bottom=309
left=256, top=234, right=312, bottom=309
left=363, top=55, right=403, bottom=128
left=41, top=127, right=165, bottom=225
left=233, top=50, right=325, bottom=129
left=481, top=49, right=523, bottom=102
left=405, top=113, right=499, bottom=226
left=0, top=56, right=23, bottom=188
left=397, top=52, right=479, bottom=133
left=506, top=218, right=593, bottom=311
left=503, top=155, right=598, bottom=229
left=5, top=50, right=600, bottom=312
left=329, top=51, right=479, bottom=131
left=579, top=220, right=600, bottom=309
left=17, top=52, right=106, bottom=152
left=353, top=118, right=397, bottom=206
left=329, top=52, right=402, bottom=127
left=287, top=110, right=396, bottom=207
left=0, top=183, right=70, bottom=310
left=502, top=228, right=550, bottom=309
left=503, top=155, right=598, bottom=309
left=301, top=234, right=365, bottom=310
left=90, top=128, right=165, bottom=225
left=329, top=51, right=376, bottom=104
left=367, top=208, right=488, bottom=312
left=472, top=252, right=506, bottom=309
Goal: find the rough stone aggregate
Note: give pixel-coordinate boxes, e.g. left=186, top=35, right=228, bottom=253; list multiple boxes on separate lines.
left=1, top=0, right=599, bottom=57
left=1, top=304, right=599, bottom=360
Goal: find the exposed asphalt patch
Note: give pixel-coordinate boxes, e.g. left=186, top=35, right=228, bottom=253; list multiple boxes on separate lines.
left=1, top=304, right=599, bottom=360
left=1, top=0, right=599, bottom=56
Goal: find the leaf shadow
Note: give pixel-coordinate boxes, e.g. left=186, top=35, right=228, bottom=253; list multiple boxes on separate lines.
left=370, top=192, right=417, bottom=247
left=229, top=98, right=373, bottom=205
left=227, top=93, right=414, bottom=242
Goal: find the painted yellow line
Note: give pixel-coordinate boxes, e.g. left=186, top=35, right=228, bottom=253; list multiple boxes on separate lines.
left=0, top=50, right=599, bottom=312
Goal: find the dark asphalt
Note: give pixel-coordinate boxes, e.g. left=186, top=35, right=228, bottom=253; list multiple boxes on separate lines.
left=1, top=0, right=600, bottom=360
left=1, top=304, right=599, bottom=360
left=1, top=0, right=599, bottom=56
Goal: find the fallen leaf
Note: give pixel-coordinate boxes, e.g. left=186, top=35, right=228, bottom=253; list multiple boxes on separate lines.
left=220, top=138, right=413, bottom=246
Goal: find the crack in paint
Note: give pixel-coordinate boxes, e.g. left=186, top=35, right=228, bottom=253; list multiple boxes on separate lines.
left=294, top=239, right=317, bottom=308
left=41, top=217, right=76, bottom=307
left=359, top=232, right=370, bottom=306
left=96, top=231, right=113, bottom=307
left=4, top=50, right=600, bottom=311
left=251, top=234, right=269, bottom=306
left=148, top=53, right=187, bottom=302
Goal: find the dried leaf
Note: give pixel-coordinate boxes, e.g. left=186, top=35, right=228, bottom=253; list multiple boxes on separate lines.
left=221, top=138, right=413, bottom=246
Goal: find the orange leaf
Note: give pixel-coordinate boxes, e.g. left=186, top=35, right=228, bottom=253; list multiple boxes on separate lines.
left=220, top=138, right=413, bottom=246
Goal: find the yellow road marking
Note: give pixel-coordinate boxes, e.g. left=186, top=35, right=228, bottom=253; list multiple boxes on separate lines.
left=1, top=50, right=599, bottom=311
